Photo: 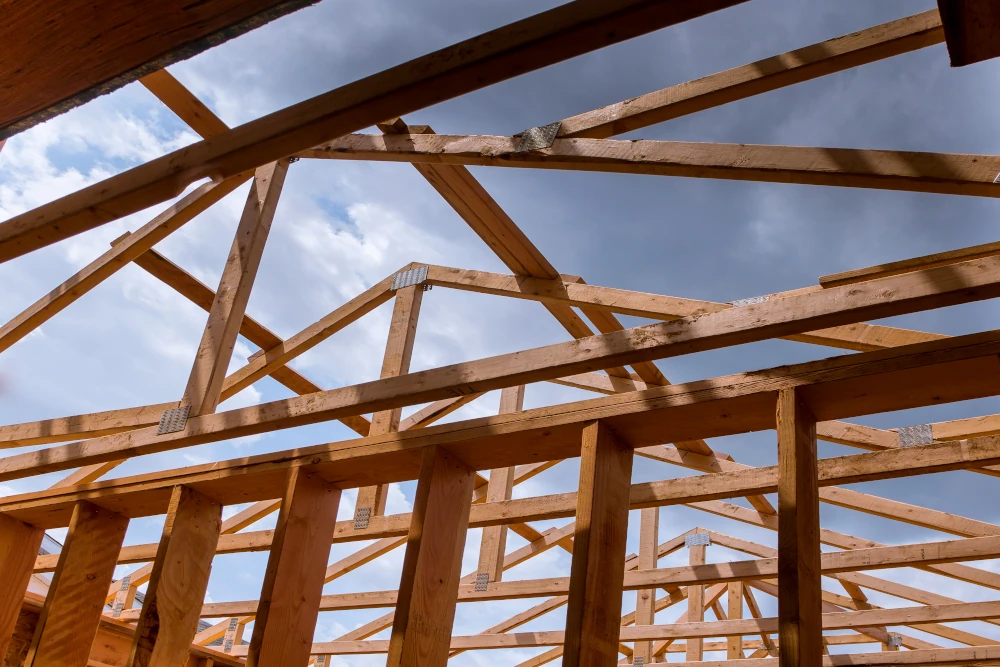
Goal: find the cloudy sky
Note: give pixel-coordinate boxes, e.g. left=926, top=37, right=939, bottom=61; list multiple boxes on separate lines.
left=2, top=0, right=1000, bottom=663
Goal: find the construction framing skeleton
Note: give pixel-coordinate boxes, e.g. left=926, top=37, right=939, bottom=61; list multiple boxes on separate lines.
left=1, top=1, right=1000, bottom=666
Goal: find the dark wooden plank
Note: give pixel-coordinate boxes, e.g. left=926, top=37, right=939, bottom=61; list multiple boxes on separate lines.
left=563, top=421, right=633, bottom=667
left=0, top=0, right=318, bottom=138
left=386, top=446, right=475, bottom=667
left=938, top=0, right=1000, bottom=66
left=24, top=501, right=128, bottom=667
left=776, top=387, right=822, bottom=667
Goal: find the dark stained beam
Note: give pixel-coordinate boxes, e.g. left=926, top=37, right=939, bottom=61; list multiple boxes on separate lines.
left=0, top=0, right=319, bottom=139
left=937, top=0, right=1000, bottom=66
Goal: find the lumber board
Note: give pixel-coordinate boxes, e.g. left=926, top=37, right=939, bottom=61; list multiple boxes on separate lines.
left=0, top=515, right=43, bottom=659
left=938, top=0, right=1000, bottom=66
left=306, top=134, right=1000, bottom=200
left=0, top=0, right=749, bottom=263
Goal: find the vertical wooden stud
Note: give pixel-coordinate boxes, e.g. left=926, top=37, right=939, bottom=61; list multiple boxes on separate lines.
left=776, top=387, right=822, bottom=667
left=246, top=468, right=341, bottom=667
left=685, top=539, right=706, bottom=662
left=476, top=385, right=525, bottom=584
left=355, top=283, right=423, bottom=519
left=633, top=507, right=659, bottom=663
left=25, top=501, right=128, bottom=667
left=727, top=582, right=744, bottom=659
left=0, top=513, right=43, bottom=658
left=563, top=421, right=633, bottom=667
left=127, top=485, right=222, bottom=667
left=386, top=445, right=475, bottom=667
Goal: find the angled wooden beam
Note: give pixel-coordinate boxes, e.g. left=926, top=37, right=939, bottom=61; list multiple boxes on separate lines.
left=743, top=583, right=777, bottom=653
left=140, top=69, right=230, bottom=139
left=307, top=134, right=1000, bottom=200
left=776, top=388, right=821, bottom=667
left=633, top=506, right=659, bottom=663
left=246, top=468, right=340, bottom=667
left=181, top=160, right=289, bottom=417
left=557, top=10, right=943, bottom=139
left=938, top=0, right=1000, bottom=66
left=126, top=485, right=222, bottom=667
left=356, top=283, right=423, bottom=520
left=821, top=238, right=1000, bottom=288
left=0, top=176, right=249, bottom=356
left=0, top=514, right=43, bottom=658
left=0, top=0, right=749, bottom=263
left=476, top=385, right=524, bottom=584
left=8, top=251, right=1000, bottom=482
left=563, top=421, right=633, bottom=667
left=24, top=501, right=128, bottom=667
left=386, top=446, right=475, bottom=667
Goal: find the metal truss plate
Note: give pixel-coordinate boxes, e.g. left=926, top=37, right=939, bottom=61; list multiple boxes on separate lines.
left=111, top=574, right=131, bottom=617
left=897, top=423, right=933, bottom=447
left=157, top=405, right=190, bottom=435
left=391, top=265, right=429, bottom=291
left=475, top=572, right=490, bottom=591
left=516, top=122, right=561, bottom=152
left=685, top=532, right=711, bottom=547
left=886, top=633, right=903, bottom=647
left=632, top=658, right=645, bottom=667
left=731, top=294, right=771, bottom=307
left=354, top=506, right=372, bottom=530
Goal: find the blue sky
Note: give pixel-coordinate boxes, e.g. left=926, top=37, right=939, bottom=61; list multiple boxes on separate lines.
left=3, top=0, right=1000, bottom=664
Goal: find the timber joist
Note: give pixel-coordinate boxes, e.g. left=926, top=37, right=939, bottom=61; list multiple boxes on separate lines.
left=2, top=2, right=1000, bottom=666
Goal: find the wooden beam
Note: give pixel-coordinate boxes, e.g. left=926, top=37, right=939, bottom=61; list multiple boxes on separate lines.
left=727, top=582, right=743, bottom=659
left=563, top=421, right=633, bottom=667
left=7, top=253, right=1000, bottom=482
left=356, top=284, right=423, bottom=519
left=181, top=160, right=288, bottom=417
left=246, top=468, right=340, bottom=667
left=686, top=536, right=707, bottom=662
left=386, top=446, right=475, bottom=667
left=140, top=69, right=230, bottom=139
left=0, top=176, right=249, bottom=356
left=662, top=646, right=1000, bottom=666
left=0, top=0, right=749, bottom=262
left=776, top=388, right=822, bottom=667
left=938, top=0, right=1000, bottom=66
left=556, top=10, right=944, bottom=139
left=476, top=385, right=524, bottom=584
left=0, top=514, right=43, bottom=659
left=24, top=501, right=128, bottom=667
left=307, top=134, right=1000, bottom=200
left=126, top=485, right=222, bottom=667
left=634, top=506, right=659, bottom=663
left=821, top=238, right=1000, bottom=288
left=0, top=0, right=318, bottom=138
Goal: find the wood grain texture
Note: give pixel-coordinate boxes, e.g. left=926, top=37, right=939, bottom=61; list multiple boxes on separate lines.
left=686, top=541, right=706, bottom=661
left=0, top=515, right=43, bottom=659
left=246, top=468, right=340, bottom=667
left=563, top=422, right=633, bottom=667
left=25, top=501, right=128, bottom=667
left=127, top=486, right=222, bottom=667
left=0, top=0, right=318, bottom=137
left=776, top=388, right=821, bottom=667
left=727, top=582, right=744, bottom=659
left=386, top=446, right=475, bottom=667
left=938, top=0, right=1000, bottom=65
left=633, top=506, right=659, bottom=662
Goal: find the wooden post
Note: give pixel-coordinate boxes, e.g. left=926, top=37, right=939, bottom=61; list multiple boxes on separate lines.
left=180, top=159, right=289, bottom=417
left=476, top=385, right=524, bottom=584
left=563, top=421, right=633, bottom=667
left=247, top=468, right=341, bottom=667
left=686, top=536, right=707, bottom=662
left=127, top=485, right=222, bottom=667
left=0, top=513, right=43, bottom=658
left=222, top=618, right=247, bottom=654
left=776, top=387, right=822, bottom=667
left=727, top=582, right=744, bottom=659
left=633, top=507, right=659, bottom=664
left=25, top=501, right=128, bottom=667
left=386, top=445, right=475, bottom=667
left=355, top=283, right=423, bottom=520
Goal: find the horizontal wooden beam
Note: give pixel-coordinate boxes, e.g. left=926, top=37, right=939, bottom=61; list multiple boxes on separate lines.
left=0, top=0, right=748, bottom=263
left=3, top=252, right=1000, bottom=483
left=665, top=646, right=1000, bottom=666
left=304, top=134, right=1000, bottom=199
